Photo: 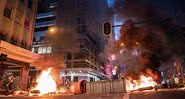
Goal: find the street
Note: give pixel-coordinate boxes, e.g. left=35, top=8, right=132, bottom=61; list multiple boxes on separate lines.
left=0, top=89, right=185, bottom=99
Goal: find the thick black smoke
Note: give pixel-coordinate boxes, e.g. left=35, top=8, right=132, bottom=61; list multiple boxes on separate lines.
left=104, top=0, right=185, bottom=80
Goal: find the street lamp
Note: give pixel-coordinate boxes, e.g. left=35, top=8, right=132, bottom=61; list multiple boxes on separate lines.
left=48, top=26, right=58, bottom=35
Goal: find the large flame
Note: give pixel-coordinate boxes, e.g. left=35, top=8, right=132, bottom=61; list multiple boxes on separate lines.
left=32, top=68, right=57, bottom=95
left=126, top=74, right=157, bottom=92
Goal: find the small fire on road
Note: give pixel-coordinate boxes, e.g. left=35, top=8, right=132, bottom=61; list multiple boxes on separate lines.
left=126, top=74, right=157, bottom=92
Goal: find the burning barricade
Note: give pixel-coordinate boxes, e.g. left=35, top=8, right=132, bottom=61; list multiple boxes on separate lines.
left=29, top=68, right=57, bottom=96
left=29, top=67, right=75, bottom=96
left=125, top=74, right=157, bottom=92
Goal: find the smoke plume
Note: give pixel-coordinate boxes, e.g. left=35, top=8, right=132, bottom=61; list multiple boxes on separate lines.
left=103, top=0, right=185, bottom=80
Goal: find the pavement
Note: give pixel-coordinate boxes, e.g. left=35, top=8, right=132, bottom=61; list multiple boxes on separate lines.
left=0, top=88, right=185, bottom=99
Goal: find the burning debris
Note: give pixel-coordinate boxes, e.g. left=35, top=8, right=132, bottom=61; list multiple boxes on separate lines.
left=29, top=67, right=77, bottom=96
left=125, top=74, right=157, bottom=92
left=30, top=68, right=57, bottom=96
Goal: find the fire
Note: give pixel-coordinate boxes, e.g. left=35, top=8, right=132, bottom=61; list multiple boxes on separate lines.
left=31, top=68, right=57, bottom=95
left=126, top=74, right=157, bottom=92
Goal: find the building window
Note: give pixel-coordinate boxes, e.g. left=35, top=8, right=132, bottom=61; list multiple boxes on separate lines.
left=39, top=36, right=45, bottom=42
left=90, top=77, right=94, bottom=82
left=3, top=6, right=12, bottom=18
left=10, top=37, right=17, bottom=45
left=0, top=34, right=7, bottom=41
left=28, top=0, right=33, bottom=9
left=73, top=76, right=78, bottom=82
left=79, top=40, right=85, bottom=48
left=76, top=17, right=81, bottom=24
left=42, top=47, right=47, bottom=54
left=38, top=47, right=43, bottom=54
left=66, top=76, right=71, bottom=82
left=37, top=46, right=52, bottom=54
left=20, top=0, right=25, bottom=3
left=33, top=37, right=36, bottom=42
left=15, top=12, right=22, bottom=23
left=47, top=46, right=52, bottom=53
left=67, top=53, right=72, bottom=60
left=24, top=19, right=30, bottom=29
left=34, top=47, right=38, bottom=53
left=32, top=47, right=35, bottom=52
left=81, top=25, right=87, bottom=33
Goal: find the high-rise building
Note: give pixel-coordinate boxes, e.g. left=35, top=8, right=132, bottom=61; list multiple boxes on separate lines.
left=32, top=0, right=110, bottom=82
left=0, top=0, right=39, bottom=89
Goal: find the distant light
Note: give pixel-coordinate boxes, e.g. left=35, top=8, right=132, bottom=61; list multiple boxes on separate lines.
left=49, top=28, right=55, bottom=32
left=112, top=68, right=117, bottom=75
left=110, top=54, right=116, bottom=61
left=136, top=42, right=139, bottom=45
left=80, top=71, right=82, bottom=73
left=120, top=42, right=125, bottom=47
left=48, top=27, right=57, bottom=34
left=107, top=0, right=115, bottom=8
left=49, top=5, right=56, bottom=8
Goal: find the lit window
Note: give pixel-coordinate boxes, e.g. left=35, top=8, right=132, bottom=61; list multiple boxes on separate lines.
left=43, top=47, right=47, bottom=54
left=38, top=47, right=43, bottom=54
left=47, top=46, right=52, bottom=53
left=32, top=48, right=35, bottom=52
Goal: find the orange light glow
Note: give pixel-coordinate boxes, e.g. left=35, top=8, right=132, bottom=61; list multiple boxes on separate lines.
left=70, top=85, right=75, bottom=93
left=48, top=27, right=57, bottom=34
left=57, top=87, right=66, bottom=94
left=120, top=42, right=125, bottom=47
left=126, top=74, right=157, bottom=92
left=31, top=68, right=57, bottom=95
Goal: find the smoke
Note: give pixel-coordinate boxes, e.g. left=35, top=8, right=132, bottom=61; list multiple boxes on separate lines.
left=103, top=0, right=185, bottom=80
left=32, top=26, right=77, bottom=70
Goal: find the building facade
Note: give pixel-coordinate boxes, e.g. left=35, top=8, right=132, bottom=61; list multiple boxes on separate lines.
left=0, top=0, right=39, bottom=89
left=32, top=0, right=109, bottom=82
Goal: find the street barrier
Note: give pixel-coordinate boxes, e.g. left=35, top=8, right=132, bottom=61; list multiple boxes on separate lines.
left=85, top=80, right=126, bottom=94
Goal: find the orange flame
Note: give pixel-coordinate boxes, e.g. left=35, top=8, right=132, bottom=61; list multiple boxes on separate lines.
left=126, top=74, right=157, bottom=92
left=31, top=68, right=57, bottom=95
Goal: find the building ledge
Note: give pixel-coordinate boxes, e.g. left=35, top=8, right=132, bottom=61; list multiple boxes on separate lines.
left=0, top=40, right=40, bottom=63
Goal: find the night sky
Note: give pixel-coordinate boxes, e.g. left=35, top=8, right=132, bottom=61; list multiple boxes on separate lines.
left=108, top=0, right=185, bottom=40
left=108, top=0, right=185, bottom=25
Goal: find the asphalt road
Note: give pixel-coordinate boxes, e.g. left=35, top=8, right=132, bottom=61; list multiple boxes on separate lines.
left=0, top=89, right=185, bottom=99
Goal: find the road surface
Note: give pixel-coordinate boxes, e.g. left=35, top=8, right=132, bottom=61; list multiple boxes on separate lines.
left=0, top=89, right=184, bottom=99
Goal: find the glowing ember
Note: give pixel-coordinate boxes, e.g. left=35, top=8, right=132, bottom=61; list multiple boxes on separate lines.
left=57, top=87, right=66, bottom=94
left=126, top=74, right=157, bottom=92
left=31, top=68, right=57, bottom=95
